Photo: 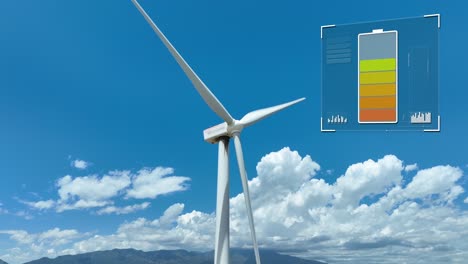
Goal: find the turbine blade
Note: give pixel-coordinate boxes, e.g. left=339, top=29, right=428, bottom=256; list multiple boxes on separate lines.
left=131, top=0, right=234, bottom=124
left=239, top=98, right=305, bottom=128
left=233, top=134, right=261, bottom=264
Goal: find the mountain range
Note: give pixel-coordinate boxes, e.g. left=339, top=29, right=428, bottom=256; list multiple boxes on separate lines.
left=0, top=248, right=325, bottom=264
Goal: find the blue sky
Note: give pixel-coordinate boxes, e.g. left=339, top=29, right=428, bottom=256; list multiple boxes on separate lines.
left=1, top=0, right=467, bottom=263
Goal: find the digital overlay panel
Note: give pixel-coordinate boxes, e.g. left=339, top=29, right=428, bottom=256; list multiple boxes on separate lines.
left=321, top=15, right=440, bottom=132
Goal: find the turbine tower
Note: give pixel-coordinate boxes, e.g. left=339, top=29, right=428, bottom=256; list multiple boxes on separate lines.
left=131, top=1, right=305, bottom=263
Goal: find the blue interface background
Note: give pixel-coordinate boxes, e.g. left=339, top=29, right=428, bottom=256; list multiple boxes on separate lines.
left=322, top=16, right=439, bottom=131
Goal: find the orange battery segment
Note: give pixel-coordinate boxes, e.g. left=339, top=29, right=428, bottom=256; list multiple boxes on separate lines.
left=360, top=109, right=397, bottom=122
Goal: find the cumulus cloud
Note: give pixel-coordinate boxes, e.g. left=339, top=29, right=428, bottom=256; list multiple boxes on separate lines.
left=96, top=202, right=150, bottom=215
left=126, top=167, right=190, bottom=199
left=333, top=155, right=403, bottom=207
left=248, top=147, right=320, bottom=206
left=404, top=163, right=418, bottom=172
left=404, top=165, right=463, bottom=200
left=22, top=200, right=55, bottom=210
left=0, top=228, right=82, bottom=246
left=56, top=200, right=110, bottom=212
left=23, top=166, right=190, bottom=214
left=71, top=159, right=90, bottom=170
left=0, top=228, right=87, bottom=264
left=230, top=149, right=467, bottom=263
left=56, top=171, right=131, bottom=211
left=464, top=197, right=468, bottom=204
left=158, top=203, right=185, bottom=227
left=4, top=148, right=468, bottom=264
left=68, top=205, right=215, bottom=255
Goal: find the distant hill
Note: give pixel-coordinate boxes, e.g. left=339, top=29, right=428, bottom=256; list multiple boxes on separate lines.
left=23, top=248, right=325, bottom=264
left=0, top=259, right=8, bottom=264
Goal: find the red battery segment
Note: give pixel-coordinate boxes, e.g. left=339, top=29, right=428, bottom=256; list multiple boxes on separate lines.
left=358, top=30, right=398, bottom=123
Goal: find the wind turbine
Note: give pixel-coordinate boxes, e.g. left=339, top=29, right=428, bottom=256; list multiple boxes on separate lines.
left=131, top=1, right=305, bottom=263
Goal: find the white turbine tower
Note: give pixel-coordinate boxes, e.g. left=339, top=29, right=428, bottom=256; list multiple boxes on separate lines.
left=131, top=1, right=305, bottom=263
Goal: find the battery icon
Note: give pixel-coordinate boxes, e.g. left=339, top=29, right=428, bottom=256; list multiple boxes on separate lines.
left=358, top=30, right=398, bottom=123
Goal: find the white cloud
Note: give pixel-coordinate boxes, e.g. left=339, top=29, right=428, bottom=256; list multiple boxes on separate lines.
left=2, top=204, right=208, bottom=264
left=23, top=166, right=189, bottom=214
left=56, top=200, right=110, bottom=212
left=23, top=200, right=55, bottom=210
left=464, top=197, right=468, bottom=204
left=158, top=203, right=184, bottom=227
left=126, top=167, right=191, bottom=199
left=404, top=165, right=463, bottom=199
left=72, top=159, right=90, bottom=170
left=57, top=171, right=131, bottom=203
left=250, top=147, right=320, bottom=205
left=67, top=205, right=215, bottom=255
left=333, top=155, right=403, bottom=207
left=96, top=202, right=150, bottom=215
left=4, top=149, right=468, bottom=264
left=0, top=228, right=87, bottom=264
left=232, top=150, right=466, bottom=263
left=404, top=163, right=418, bottom=172
left=38, top=228, right=81, bottom=246
left=53, top=171, right=131, bottom=212
left=0, top=230, right=35, bottom=244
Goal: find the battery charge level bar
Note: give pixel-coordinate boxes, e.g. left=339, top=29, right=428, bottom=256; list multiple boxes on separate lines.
left=358, top=30, right=398, bottom=123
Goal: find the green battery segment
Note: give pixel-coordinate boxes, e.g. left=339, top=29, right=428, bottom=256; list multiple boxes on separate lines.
left=358, top=30, right=398, bottom=123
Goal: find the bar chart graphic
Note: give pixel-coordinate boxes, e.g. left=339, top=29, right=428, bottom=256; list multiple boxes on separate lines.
left=358, top=30, right=398, bottom=123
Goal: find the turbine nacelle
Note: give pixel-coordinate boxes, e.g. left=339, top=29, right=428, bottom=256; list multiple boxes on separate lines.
left=204, top=120, right=245, bottom=144
left=204, top=122, right=228, bottom=143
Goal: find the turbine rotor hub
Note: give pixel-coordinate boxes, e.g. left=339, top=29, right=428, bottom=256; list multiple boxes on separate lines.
left=227, top=119, right=244, bottom=136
